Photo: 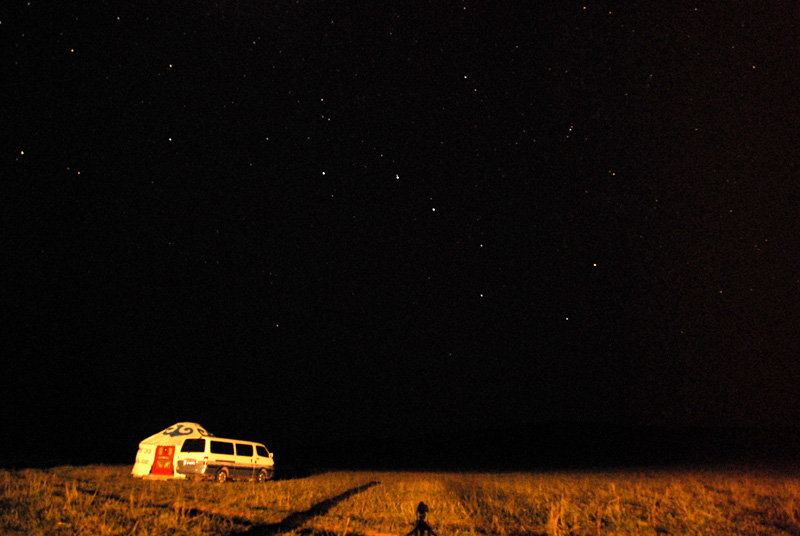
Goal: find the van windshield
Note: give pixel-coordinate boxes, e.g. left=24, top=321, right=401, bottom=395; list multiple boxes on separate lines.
left=181, top=439, right=205, bottom=453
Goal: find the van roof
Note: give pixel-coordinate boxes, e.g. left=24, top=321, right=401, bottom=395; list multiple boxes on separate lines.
left=201, top=436, right=266, bottom=446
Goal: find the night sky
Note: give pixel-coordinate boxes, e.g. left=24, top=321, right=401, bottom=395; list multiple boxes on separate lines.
left=5, top=1, right=799, bottom=468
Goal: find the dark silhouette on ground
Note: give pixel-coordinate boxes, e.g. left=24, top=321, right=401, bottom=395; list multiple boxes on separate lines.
left=406, top=501, right=437, bottom=536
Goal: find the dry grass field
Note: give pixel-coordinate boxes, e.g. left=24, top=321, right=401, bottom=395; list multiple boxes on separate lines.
left=2, top=464, right=800, bottom=535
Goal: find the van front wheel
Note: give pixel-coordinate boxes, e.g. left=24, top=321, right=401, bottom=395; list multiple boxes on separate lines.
left=214, top=469, right=228, bottom=483
left=256, top=469, right=273, bottom=483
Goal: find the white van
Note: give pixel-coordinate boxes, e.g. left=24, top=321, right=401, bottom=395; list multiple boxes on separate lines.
left=175, top=436, right=275, bottom=482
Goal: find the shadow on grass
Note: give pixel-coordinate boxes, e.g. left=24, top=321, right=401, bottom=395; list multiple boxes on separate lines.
left=73, top=480, right=381, bottom=535
left=241, top=480, right=380, bottom=535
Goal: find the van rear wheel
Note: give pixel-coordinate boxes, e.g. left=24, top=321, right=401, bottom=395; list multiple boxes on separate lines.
left=214, top=469, right=228, bottom=483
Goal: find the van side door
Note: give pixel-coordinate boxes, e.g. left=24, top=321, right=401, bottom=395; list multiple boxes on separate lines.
left=235, top=443, right=254, bottom=479
left=209, top=440, right=235, bottom=476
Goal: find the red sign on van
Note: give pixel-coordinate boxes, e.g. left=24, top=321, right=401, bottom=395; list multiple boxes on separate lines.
left=150, top=445, right=175, bottom=475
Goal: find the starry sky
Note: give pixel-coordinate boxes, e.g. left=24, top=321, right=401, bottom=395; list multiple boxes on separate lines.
left=5, top=1, right=800, bottom=466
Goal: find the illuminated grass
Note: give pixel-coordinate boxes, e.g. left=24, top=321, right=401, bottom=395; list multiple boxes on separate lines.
left=2, top=465, right=800, bottom=535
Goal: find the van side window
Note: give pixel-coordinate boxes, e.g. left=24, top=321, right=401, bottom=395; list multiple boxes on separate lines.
left=256, top=445, right=269, bottom=457
left=236, top=443, right=253, bottom=457
left=181, top=439, right=206, bottom=453
left=210, top=441, right=234, bottom=455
